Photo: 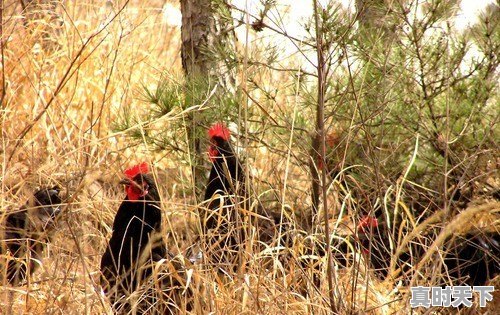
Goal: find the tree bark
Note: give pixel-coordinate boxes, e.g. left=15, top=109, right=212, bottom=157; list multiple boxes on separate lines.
left=180, top=0, right=236, bottom=90
left=20, top=0, right=63, bottom=49
left=179, top=0, right=236, bottom=199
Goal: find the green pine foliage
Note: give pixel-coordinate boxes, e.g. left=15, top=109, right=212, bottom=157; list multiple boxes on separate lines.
left=115, top=0, right=497, bottom=215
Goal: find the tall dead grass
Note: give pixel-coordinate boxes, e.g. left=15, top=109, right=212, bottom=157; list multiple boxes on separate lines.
left=1, top=1, right=498, bottom=314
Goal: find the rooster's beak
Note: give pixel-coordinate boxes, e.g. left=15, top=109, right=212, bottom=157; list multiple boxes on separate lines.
left=119, top=178, right=132, bottom=185
left=119, top=178, right=144, bottom=192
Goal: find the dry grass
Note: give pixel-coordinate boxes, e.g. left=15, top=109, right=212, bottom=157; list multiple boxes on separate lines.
left=1, top=1, right=498, bottom=314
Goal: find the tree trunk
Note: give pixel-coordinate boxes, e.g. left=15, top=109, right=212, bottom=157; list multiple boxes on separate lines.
left=179, top=0, right=236, bottom=199
left=20, top=0, right=62, bottom=50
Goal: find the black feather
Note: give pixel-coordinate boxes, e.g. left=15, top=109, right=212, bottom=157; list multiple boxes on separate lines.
left=100, top=173, right=191, bottom=314
left=2, top=186, right=62, bottom=286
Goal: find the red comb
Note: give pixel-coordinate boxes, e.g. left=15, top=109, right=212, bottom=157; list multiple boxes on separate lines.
left=357, top=216, right=379, bottom=232
left=124, top=162, right=149, bottom=179
left=208, top=123, right=230, bottom=141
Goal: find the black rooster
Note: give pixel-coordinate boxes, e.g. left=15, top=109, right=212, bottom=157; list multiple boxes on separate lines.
left=204, top=123, right=247, bottom=224
left=358, top=215, right=499, bottom=286
left=199, top=123, right=285, bottom=273
left=442, top=232, right=499, bottom=286
left=100, top=163, right=190, bottom=314
left=200, top=123, right=249, bottom=271
left=2, top=186, right=62, bottom=286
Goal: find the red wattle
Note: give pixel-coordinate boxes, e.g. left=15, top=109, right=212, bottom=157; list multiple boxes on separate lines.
left=125, top=185, right=148, bottom=201
left=208, top=146, right=218, bottom=162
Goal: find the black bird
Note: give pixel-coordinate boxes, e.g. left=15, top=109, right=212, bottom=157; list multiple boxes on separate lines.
left=204, top=123, right=247, bottom=225
left=2, top=186, right=62, bottom=286
left=200, top=123, right=249, bottom=271
left=442, top=232, right=499, bottom=286
left=357, top=215, right=500, bottom=286
left=100, top=163, right=190, bottom=314
left=200, top=123, right=285, bottom=273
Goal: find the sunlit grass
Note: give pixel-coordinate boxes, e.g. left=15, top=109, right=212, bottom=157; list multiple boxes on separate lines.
left=1, top=1, right=498, bottom=314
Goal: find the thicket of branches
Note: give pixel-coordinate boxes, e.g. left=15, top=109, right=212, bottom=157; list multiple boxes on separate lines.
left=113, top=2, right=498, bottom=311
left=4, top=0, right=496, bottom=313
left=117, top=0, right=498, bottom=217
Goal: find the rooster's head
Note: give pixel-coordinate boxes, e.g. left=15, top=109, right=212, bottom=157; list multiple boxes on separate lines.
left=121, top=162, right=152, bottom=201
left=29, top=186, right=63, bottom=230
left=357, top=215, right=379, bottom=234
left=208, top=123, right=231, bottom=162
left=356, top=215, right=380, bottom=254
